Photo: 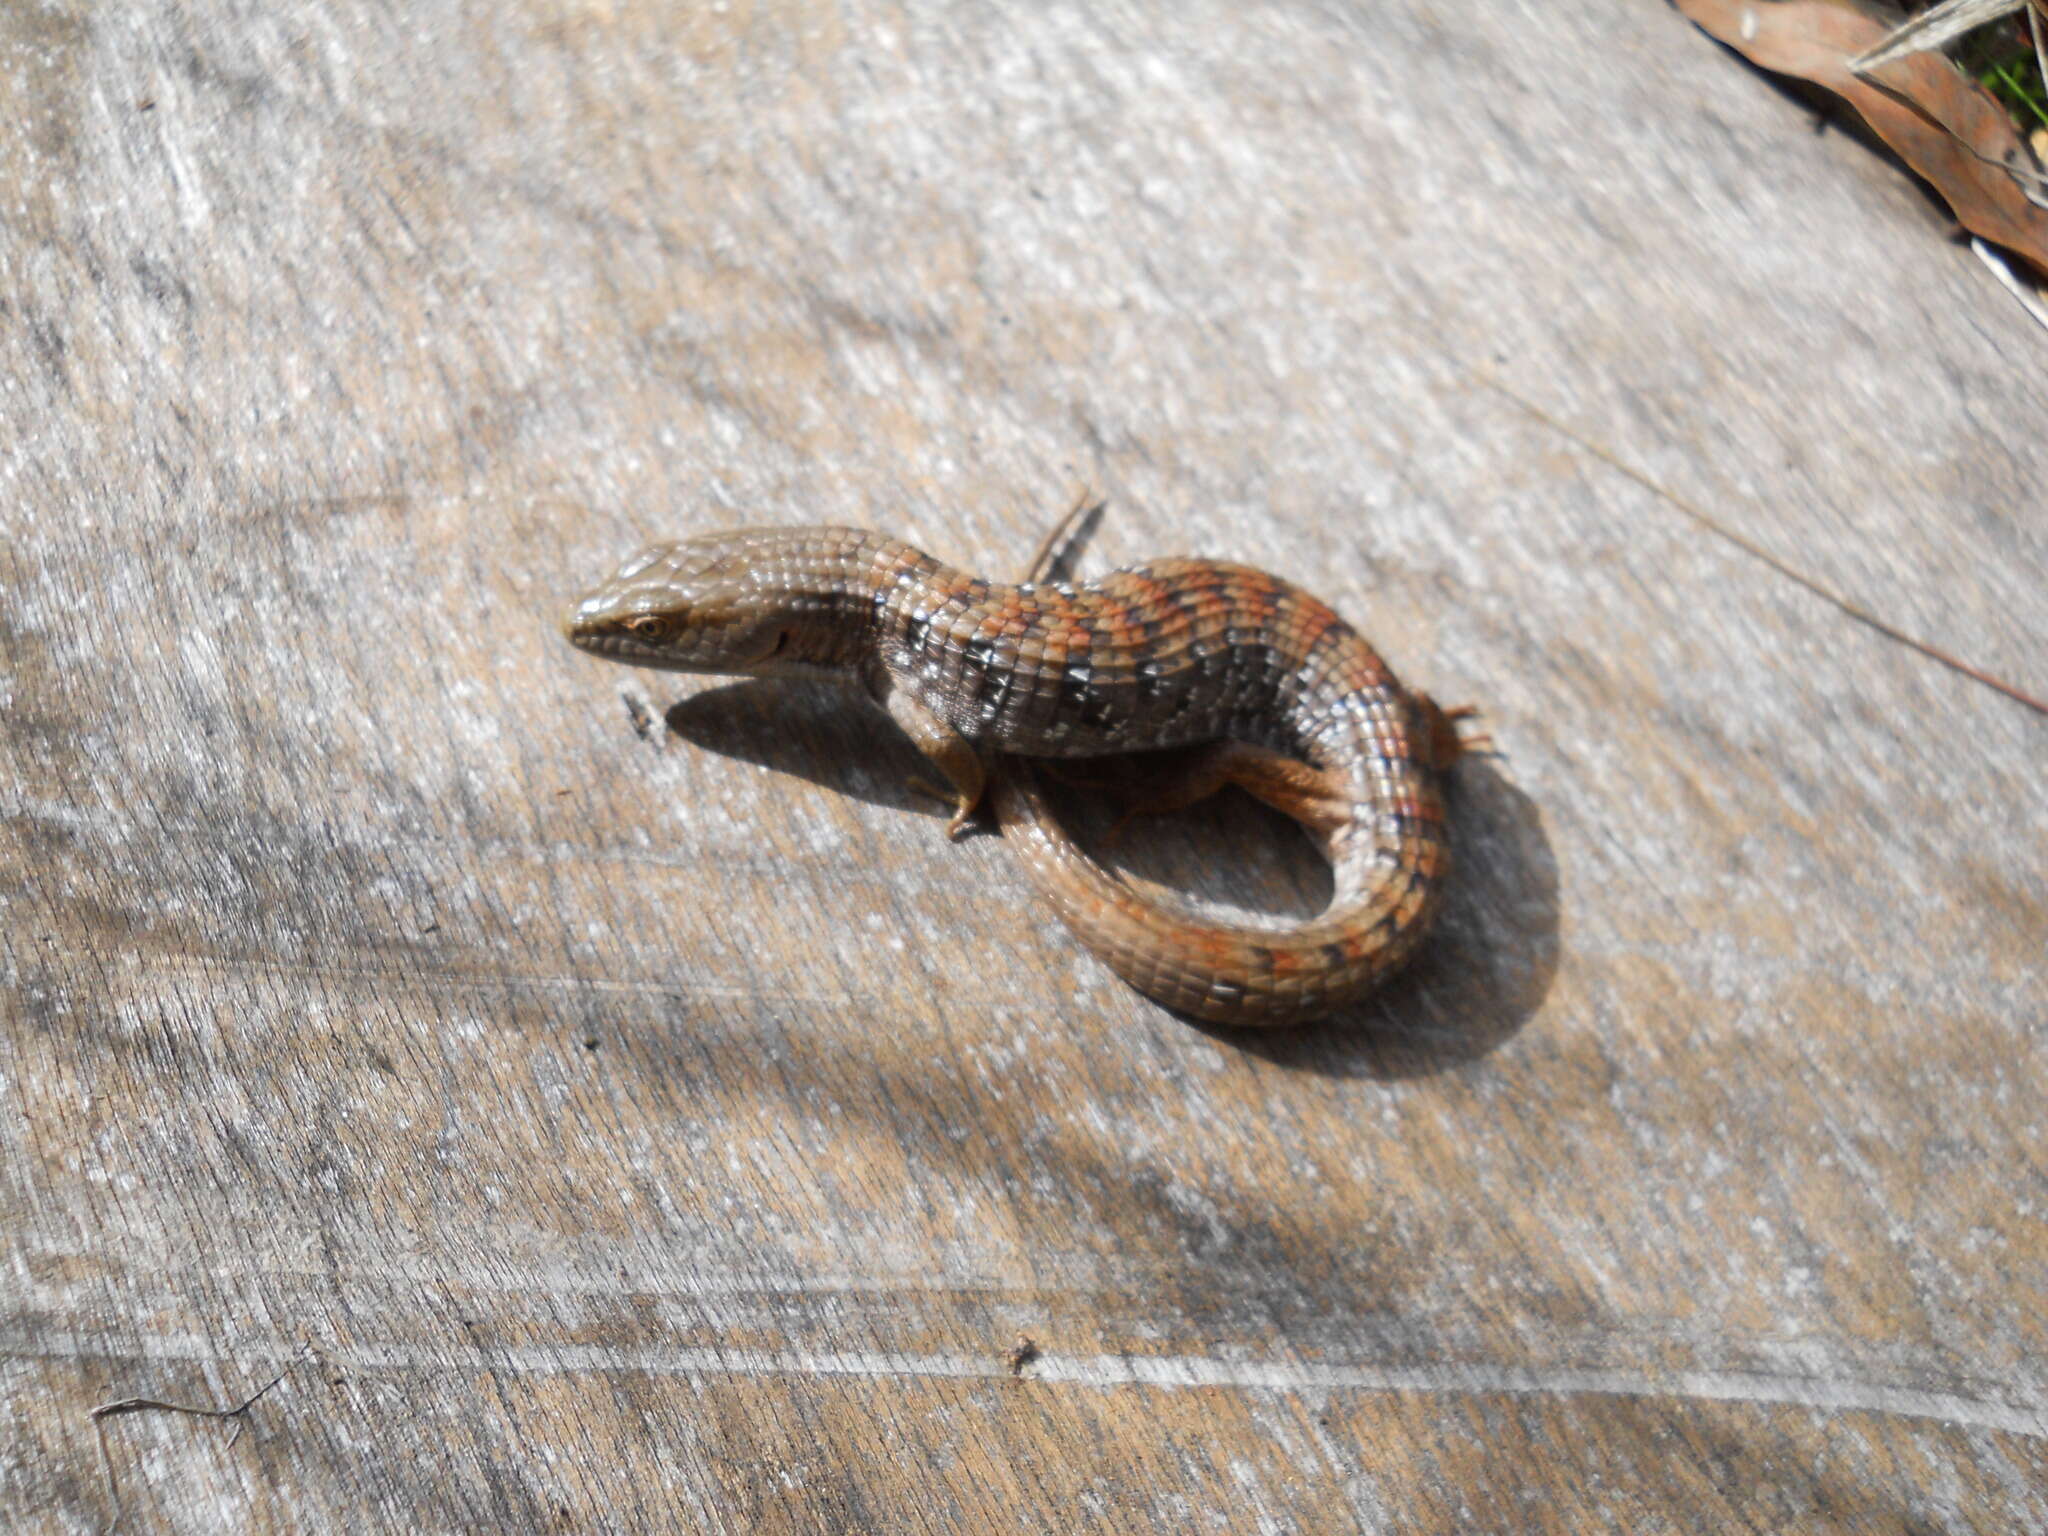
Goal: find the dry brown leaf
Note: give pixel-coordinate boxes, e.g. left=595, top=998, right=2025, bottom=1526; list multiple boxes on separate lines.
left=1673, top=0, right=2048, bottom=274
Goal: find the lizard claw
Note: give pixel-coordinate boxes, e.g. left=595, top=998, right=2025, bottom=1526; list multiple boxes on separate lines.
left=908, top=775, right=986, bottom=840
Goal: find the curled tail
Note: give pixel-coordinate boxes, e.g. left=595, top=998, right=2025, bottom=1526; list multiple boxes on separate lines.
left=996, top=496, right=1462, bottom=1026
left=990, top=720, right=1455, bottom=1027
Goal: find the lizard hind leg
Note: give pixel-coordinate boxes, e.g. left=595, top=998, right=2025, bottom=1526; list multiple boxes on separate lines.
left=1023, top=489, right=1107, bottom=585
left=1415, top=693, right=1496, bottom=765
left=1014, top=498, right=1346, bottom=845
left=1099, top=740, right=1350, bottom=852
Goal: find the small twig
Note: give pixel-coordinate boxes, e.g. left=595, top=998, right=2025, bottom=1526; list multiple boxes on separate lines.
left=1851, top=0, right=2028, bottom=74
left=92, top=1365, right=290, bottom=1429
left=1473, top=371, right=2048, bottom=717
left=2032, top=4, right=2048, bottom=114
left=1973, top=235, right=2048, bottom=327
left=91, top=1360, right=296, bottom=1530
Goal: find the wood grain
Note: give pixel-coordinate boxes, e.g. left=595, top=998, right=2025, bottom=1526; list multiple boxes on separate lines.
left=3, top=1, right=2043, bottom=1530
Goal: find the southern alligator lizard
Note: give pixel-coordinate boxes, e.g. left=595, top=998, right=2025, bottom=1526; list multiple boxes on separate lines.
left=565, top=514, right=1469, bottom=1026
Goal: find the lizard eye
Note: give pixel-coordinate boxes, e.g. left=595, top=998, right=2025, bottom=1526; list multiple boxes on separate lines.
left=624, top=614, right=671, bottom=640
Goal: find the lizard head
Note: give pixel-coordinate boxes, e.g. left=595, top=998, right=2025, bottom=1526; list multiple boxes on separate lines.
left=564, top=529, right=859, bottom=676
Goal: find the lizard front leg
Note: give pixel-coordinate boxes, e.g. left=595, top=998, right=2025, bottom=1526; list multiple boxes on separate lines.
left=874, top=677, right=988, bottom=841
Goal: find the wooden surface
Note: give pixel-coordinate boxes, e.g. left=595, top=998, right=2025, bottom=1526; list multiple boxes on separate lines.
left=4, top=2, right=2044, bottom=1531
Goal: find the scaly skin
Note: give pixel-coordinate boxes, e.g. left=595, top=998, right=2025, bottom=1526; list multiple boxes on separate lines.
left=565, top=522, right=1464, bottom=1026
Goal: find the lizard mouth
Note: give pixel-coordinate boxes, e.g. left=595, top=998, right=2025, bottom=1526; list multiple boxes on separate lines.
left=563, top=619, right=672, bottom=663
left=562, top=619, right=794, bottom=672
left=562, top=621, right=629, bottom=656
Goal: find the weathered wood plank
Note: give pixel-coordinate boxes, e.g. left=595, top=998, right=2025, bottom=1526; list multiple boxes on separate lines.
left=3, top=0, right=2043, bottom=1530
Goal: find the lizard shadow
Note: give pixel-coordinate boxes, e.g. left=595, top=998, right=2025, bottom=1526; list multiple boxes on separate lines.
left=662, top=678, right=937, bottom=820
left=665, top=681, right=1556, bottom=1081
left=663, top=678, right=1351, bottom=919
